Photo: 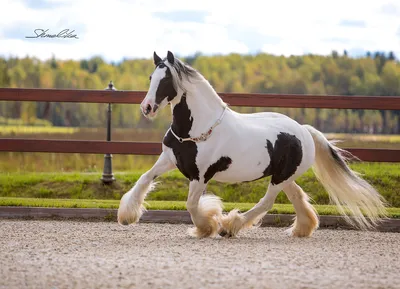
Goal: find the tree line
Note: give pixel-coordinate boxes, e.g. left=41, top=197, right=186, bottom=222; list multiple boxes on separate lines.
left=0, top=50, right=399, bottom=134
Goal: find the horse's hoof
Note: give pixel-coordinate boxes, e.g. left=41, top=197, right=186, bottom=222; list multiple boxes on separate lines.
left=121, top=220, right=130, bottom=226
left=219, top=229, right=232, bottom=238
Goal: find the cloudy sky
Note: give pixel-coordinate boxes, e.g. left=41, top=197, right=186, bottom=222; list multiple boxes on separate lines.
left=0, top=0, right=399, bottom=62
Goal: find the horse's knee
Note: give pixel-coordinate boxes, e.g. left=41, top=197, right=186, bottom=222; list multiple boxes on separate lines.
left=264, top=202, right=274, bottom=212
left=138, top=171, right=152, bottom=184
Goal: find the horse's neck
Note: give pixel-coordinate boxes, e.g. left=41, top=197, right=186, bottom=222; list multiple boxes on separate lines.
left=171, top=80, right=226, bottom=137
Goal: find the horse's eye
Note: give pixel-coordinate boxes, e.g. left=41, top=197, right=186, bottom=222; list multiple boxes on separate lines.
left=149, top=76, right=152, bottom=81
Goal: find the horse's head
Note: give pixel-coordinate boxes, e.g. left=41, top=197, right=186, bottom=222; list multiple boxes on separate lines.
left=140, top=51, right=179, bottom=119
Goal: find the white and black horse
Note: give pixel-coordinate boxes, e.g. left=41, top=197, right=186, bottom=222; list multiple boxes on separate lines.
left=118, top=51, right=387, bottom=238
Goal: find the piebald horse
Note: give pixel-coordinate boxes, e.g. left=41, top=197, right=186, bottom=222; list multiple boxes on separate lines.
left=118, top=51, right=387, bottom=238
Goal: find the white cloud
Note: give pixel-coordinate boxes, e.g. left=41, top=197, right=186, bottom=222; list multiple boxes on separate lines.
left=0, top=0, right=399, bottom=61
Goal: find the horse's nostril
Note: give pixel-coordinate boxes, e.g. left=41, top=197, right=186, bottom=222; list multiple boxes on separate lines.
left=145, top=104, right=152, bottom=115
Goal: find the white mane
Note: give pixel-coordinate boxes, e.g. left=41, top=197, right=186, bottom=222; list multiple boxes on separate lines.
left=163, top=58, right=226, bottom=107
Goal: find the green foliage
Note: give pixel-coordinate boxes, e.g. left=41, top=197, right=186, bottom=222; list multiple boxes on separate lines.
left=0, top=52, right=399, bottom=133
left=0, top=116, right=53, bottom=126
left=0, top=162, right=399, bottom=207
left=0, top=125, right=78, bottom=134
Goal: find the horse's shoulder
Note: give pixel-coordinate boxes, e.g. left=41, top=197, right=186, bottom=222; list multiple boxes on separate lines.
left=162, top=130, right=175, bottom=148
left=162, top=130, right=200, bottom=181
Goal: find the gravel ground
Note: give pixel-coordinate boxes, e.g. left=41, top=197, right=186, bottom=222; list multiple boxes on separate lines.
left=0, top=220, right=399, bottom=289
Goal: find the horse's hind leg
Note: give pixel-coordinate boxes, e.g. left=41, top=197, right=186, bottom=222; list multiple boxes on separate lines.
left=283, top=181, right=319, bottom=237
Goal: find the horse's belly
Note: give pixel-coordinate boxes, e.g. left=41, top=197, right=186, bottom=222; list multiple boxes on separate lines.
left=211, top=152, right=269, bottom=183
left=212, top=169, right=264, bottom=183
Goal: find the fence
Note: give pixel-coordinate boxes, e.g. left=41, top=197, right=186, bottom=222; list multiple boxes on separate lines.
left=0, top=82, right=399, bottom=183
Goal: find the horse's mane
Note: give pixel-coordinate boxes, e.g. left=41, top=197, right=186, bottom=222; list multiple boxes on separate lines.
left=163, top=57, right=226, bottom=106
left=165, top=57, right=198, bottom=80
left=163, top=57, right=201, bottom=91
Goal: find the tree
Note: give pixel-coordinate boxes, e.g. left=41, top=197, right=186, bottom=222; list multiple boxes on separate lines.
left=0, top=58, right=10, bottom=87
left=388, top=51, right=396, bottom=61
left=0, top=52, right=399, bottom=133
left=87, top=56, right=105, bottom=73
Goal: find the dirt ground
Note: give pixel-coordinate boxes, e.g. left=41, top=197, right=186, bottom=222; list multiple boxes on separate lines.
left=0, top=220, right=399, bottom=289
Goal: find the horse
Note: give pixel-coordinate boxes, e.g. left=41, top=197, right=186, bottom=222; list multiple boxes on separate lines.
left=117, top=51, right=387, bottom=238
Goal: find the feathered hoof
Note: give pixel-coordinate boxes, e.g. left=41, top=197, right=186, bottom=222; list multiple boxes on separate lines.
left=285, top=213, right=319, bottom=238
left=218, top=229, right=232, bottom=238
left=188, top=216, right=220, bottom=238
left=117, top=194, right=146, bottom=226
left=187, top=194, right=223, bottom=238
left=219, top=209, right=246, bottom=238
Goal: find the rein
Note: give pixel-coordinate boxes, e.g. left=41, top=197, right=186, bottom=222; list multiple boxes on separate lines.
left=169, top=94, right=228, bottom=143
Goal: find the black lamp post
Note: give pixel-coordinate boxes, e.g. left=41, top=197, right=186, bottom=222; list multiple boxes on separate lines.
left=101, top=81, right=116, bottom=184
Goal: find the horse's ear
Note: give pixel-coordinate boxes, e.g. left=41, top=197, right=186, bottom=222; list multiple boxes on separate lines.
left=153, top=51, right=162, bottom=66
left=167, top=51, right=175, bottom=65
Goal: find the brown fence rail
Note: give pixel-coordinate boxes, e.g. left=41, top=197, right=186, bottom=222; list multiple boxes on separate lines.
left=0, top=139, right=398, bottom=162
left=1, top=88, right=400, bottom=109
left=0, top=87, right=399, bottom=175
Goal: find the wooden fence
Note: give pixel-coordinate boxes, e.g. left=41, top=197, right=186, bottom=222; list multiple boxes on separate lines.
left=0, top=87, right=399, bottom=164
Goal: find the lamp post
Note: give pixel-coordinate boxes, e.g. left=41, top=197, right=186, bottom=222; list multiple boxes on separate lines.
left=101, top=81, right=116, bottom=184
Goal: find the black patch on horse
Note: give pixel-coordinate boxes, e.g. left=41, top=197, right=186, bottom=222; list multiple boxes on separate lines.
left=204, top=156, right=232, bottom=183
left=155, top=66, right=177, bottom=105
left=163, top=95, right=199, bottom=181
left=261, top=132, right=303, bottom=185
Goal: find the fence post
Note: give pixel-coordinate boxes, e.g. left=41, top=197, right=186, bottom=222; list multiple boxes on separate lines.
left=101, top=81, right=116, bottom=184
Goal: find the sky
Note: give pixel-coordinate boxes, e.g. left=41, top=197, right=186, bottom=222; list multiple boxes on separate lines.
left=0, top=0, right=399, bottom=62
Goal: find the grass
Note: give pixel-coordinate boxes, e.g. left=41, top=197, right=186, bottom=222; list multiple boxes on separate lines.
left=0, top=152, right=159, bottom=172
left=325, top=133, right=400, bottom=143
left=2, top=197, right=399, bottom=218
left=324, top=133, right=400, bottom=149
left=0, top=130, right=398, bottom=214
left=0, top=126, right=80, bottom=134
left=0, top=162, right=399, bottom=207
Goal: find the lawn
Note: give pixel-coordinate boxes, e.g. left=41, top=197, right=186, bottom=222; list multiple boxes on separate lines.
left=0, top=162, right=399, bottom=207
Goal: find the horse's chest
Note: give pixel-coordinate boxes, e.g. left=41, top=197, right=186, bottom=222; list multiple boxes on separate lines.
left=163, top=132, right=200, bottom=181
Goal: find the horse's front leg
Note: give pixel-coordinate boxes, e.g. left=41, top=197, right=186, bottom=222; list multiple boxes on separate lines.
left=186, top=180, right=223, bottom=238
left=118, top=152, right=175, bottom=225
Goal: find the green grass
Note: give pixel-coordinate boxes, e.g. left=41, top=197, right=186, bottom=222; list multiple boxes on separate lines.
left=2, top=197, right=399, bottom=218
left=0, top=125, right=80, bottom=134
left=0, top=162, right=399, bottom=207
left=325, top=133, right=400, bottom=143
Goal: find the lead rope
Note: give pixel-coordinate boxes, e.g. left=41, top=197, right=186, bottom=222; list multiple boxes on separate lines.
left=169, top=103, right=228, bottom=143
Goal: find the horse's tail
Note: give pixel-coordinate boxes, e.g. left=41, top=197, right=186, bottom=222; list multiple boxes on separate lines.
left=303, top=124, right=388, bottom=230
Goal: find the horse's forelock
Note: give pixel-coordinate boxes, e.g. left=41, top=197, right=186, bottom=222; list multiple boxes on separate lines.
left=163, top=57, right=198, bottom=92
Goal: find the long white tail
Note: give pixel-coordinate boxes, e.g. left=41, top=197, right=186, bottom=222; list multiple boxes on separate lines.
left=303, top=125, right=388, bottom=230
